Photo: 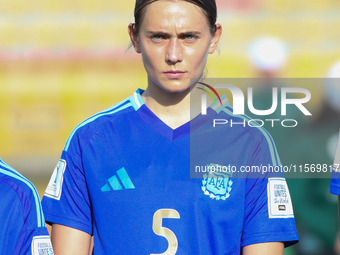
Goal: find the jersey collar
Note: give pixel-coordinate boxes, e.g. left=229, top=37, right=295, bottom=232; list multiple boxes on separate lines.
left=133, top=89, right=231, bottom=141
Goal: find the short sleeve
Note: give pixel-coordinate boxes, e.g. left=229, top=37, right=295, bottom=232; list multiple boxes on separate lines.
left=17, top=229, right=53, bottom=255
left=241, top=130, right=299, bottom=247
left=42, top=133, right=93, bottom=235
left=242, top=177, right=298, bottom=247
left=0, top=179, right=53, bottom=255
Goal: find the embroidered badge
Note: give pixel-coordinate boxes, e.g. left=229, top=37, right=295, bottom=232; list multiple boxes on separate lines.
left=201, top=164, right=233, bottom=200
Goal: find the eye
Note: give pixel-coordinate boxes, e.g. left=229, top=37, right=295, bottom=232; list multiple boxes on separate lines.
left=182, top=34, right=198, bottom=42
left=151, top=34, right=165, bottom=42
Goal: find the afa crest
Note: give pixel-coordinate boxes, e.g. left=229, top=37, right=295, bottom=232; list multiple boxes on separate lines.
left=202, top=164, right=233, bottom=200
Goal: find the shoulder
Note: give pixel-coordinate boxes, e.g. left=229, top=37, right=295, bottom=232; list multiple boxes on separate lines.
left=210, top=98, right=281, bottom=167
left=214, top=98, right=276, bottom=145
left=63, top=90, right=144, bottom=153
left=0, top=159, right=45, bottom=229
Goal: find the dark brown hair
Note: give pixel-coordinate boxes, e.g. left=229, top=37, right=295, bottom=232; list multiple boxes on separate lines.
left=132, top=0, right=217, bottom=35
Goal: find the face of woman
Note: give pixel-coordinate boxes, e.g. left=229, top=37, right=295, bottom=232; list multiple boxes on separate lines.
left=129, top=0, right=221, bottom=93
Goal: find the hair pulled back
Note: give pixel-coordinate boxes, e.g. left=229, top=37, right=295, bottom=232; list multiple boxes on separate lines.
left=133, top=0, right=217, bottom=35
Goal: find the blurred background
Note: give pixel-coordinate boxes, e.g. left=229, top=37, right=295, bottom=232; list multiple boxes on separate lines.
left=1, top=0, right=340, bottom=254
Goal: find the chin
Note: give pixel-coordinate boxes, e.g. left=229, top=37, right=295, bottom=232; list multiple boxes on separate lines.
left=156, top=79, right=194, bottom=93
left=159, top=84, right=192, bottom=94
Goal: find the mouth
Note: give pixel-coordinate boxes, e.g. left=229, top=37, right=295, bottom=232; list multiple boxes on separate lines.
left=163, top=71, right=186, bottom=79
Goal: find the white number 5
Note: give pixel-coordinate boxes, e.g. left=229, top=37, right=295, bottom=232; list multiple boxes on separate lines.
left=151, top=209, right=180, bottom=255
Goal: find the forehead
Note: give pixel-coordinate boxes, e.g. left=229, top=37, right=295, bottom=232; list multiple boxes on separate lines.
left=142, top=0, right=209, bottom=31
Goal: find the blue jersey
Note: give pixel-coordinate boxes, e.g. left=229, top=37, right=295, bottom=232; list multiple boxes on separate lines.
left=0, top=159, right=53, bottom=255
left=330, top=129, right=340, bottom=195
left=42, top=89, right=298, bottom=254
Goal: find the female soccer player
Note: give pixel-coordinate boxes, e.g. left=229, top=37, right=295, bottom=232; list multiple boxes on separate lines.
left=42, top=0, right=299, bottom=254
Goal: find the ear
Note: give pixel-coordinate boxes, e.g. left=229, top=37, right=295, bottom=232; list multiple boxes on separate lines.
left=128, top=23, right=141, bottom=53
left=208, top=23, right=222, bottom=54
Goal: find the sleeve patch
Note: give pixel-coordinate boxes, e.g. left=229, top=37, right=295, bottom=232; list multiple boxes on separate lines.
left=44, top=159, right=67, bottom=200
left=31, top=235, right=54, bottom=255
left=267, top=178, right=294, bottom=218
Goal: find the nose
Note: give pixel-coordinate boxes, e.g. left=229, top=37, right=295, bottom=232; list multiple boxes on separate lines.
left=165, top=38, right=183, bottom=64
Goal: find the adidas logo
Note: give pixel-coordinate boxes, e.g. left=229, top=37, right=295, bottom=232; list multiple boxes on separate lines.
left=101, top=167, right=135, bottom=192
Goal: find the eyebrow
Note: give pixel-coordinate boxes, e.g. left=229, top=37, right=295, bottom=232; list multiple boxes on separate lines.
left=146, top=30, right=202, bottom=37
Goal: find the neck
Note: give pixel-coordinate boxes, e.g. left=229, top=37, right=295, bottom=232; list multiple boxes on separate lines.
left=141, top=79, right=204, bottom=129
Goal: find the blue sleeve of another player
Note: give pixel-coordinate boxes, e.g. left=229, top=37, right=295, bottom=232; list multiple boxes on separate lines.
left=0, top=180, right=53, bottom=255
left=241, top=131, right=299, bottom=248
left=42, top=132, right=92, bottom=235
left=330, top=173, right=340, bottom=195
left=15, top=228, right=53, bottom=255
left=330, top=133, right=340, bottom=195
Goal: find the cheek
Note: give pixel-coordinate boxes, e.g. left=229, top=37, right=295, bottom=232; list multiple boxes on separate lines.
left=141, top=46, right=163, bottom=70
left=140, top=52, right=155, bottom=74
left=186, top=45, right=210, bottom=67
left=189, top=38, right=210, bottom=58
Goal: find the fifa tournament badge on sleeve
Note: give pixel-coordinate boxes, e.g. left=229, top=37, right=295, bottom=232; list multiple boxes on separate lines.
left=44, top=159, right=67, bottom=200
left=31, top=236, right=54, bottom=255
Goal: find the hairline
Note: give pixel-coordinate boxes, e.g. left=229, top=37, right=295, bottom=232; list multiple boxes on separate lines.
left=133, top=0, right=217, bottom=36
